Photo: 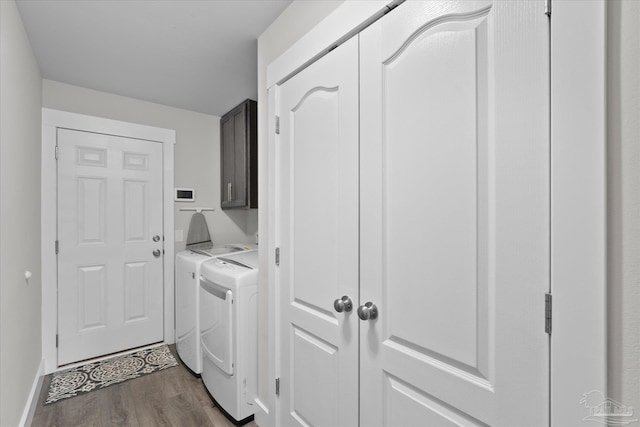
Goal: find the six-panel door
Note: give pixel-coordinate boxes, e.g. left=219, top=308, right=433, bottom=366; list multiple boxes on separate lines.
left=57, top=128, right=164, bottom=365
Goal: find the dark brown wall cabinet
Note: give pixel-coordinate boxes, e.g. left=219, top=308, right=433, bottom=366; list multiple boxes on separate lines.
left=220, top=99, right=257, bottom=209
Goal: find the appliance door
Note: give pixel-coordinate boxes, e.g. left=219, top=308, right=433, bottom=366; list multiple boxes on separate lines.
left=200, top=276, right=233, bottom=375
left=175, top=253, right=201, bottom=373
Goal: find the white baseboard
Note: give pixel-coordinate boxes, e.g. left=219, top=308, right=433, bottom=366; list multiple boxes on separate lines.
left=20, top=359, right=45, bottom=427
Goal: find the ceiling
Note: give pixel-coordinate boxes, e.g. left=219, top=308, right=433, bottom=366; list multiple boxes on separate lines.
left=16, top=0, right=292, bottom=116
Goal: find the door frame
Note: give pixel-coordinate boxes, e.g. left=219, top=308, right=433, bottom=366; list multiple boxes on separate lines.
left=261, top=1, right=606, bottom=426
left=41, top=108, right=176, bottom=373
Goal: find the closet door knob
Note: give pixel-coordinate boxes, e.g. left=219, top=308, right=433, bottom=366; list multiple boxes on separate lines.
left=333, top=296, right=353, bottom=313
left=153, top=249, right=161, bottom=258
left=357, top=302, right=378, bottom=321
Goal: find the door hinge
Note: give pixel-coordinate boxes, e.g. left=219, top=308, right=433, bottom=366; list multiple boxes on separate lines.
left=55, top=240, right=59, bottom=254
left=275, top=247, right=280, bottom=266
left=545, top=0, right=551, bottom=17
left=275, top=116, right=280, bottom=135
left=56, top=334, right=59, bottom=348
left=275, top=377, right=280, bottom=396
left=55, top=146, right=59, bottom=160
left=545, top=293, right=552, bottom=335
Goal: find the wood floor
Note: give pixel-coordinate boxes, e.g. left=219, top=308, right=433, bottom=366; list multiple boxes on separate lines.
left=32, top=346, right=258, bottom=427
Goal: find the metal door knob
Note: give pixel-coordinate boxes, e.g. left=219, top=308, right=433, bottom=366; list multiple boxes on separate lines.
left=333, top=296, right=353, bottom=313
left=153, top=249, right=161, bottom=257
left=153, top=235, right=161, bottom=242
left=357, top=302, right=378, bottom=321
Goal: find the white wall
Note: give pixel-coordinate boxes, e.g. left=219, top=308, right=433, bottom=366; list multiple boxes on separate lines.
left=42, top=80, right=258, bottom=253
left=256, top=0, right=344, bottom=405
left=608, top=0, right=640, bottom=413
left=0, top=1, right=43, bottom=425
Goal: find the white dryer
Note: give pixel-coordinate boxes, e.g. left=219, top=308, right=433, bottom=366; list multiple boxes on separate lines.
left=200, top=250, right=258, bottom=424
left=175, top=244, right=255, bottom=375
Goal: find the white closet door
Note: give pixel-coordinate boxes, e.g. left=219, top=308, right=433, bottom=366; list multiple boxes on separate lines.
left=277, top=37, right=359, bottom=427
left=57, top=128, right=164, bottom=365
left=359, top=1, right=549, bottom=425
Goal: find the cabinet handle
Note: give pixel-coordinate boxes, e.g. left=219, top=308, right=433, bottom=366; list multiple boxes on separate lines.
left=227, top=182, right=233, bottom=202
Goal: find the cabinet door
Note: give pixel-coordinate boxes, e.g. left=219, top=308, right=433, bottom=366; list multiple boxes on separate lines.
left=277, top=37, right=359, bottom=427
left=359, top=1, right=549, bottom=425
left=221, top=104, right=249, bottom=209
left=220, top=99, right=258, bottom=209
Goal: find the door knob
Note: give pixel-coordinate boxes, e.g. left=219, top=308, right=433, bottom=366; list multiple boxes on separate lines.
left=357, top=302, right=378, bottom=321
left=153, top=235, right=161, bottom=242
left=333, top=296, right=353, bottom=313
left=153, top=249, right=161, bottom=258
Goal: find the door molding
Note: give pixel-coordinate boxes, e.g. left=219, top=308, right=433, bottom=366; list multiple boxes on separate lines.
left=263, top=1, right=606, bottom=426
left=41, top=108, right=176, bottom=373
left=551, top=1, right=607, bottom=424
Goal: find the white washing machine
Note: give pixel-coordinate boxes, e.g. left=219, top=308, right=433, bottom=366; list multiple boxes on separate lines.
left=175, top=244, right=256, bottom=375
left=200, top=250, right=258, bottom=424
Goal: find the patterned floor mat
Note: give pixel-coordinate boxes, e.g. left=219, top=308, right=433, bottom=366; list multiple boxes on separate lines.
left=45, top=345, right=178, bottom=404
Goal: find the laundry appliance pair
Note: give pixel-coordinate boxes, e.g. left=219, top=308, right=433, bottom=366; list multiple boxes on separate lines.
left=175, top=212, right=258, bottom=424
left=175, top=243, right=255, bottom=374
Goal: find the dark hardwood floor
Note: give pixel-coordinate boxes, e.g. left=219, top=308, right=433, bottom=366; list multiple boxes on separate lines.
left=32, top=346, right=258, bottom=427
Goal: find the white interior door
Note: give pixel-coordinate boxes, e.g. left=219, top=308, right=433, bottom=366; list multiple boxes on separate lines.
left=277, top=37, right=360, bottom=427
left=57, top=128, right=164, bottom=365
left=359, top=1, right=549, bottom=425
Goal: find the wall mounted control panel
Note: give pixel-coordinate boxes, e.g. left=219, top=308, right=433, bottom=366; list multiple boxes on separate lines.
left=175, top=188, right=195, bottom=202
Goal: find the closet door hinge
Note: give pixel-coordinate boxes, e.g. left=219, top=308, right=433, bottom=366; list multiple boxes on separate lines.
left=56, top=334, right=59, bottom=348
left=55, top=146, right=59, bottom=160
left=55, top=240, right=59, bottom=254
left=545, top=0, right=551, bottom=17
left=545, top=293, right=552, bottom=335
left=275, top=116, right=280, bottom=135
left=275, top=247, right=280, bottom=266
left=275, top=377, right=280, bottom=396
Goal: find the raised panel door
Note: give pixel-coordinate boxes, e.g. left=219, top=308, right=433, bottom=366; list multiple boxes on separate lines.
left=277, top=36, right=359, bottom=427
left=359, top=1, right=549, bottom=425
left=57, top=128, right=164, bottom=365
